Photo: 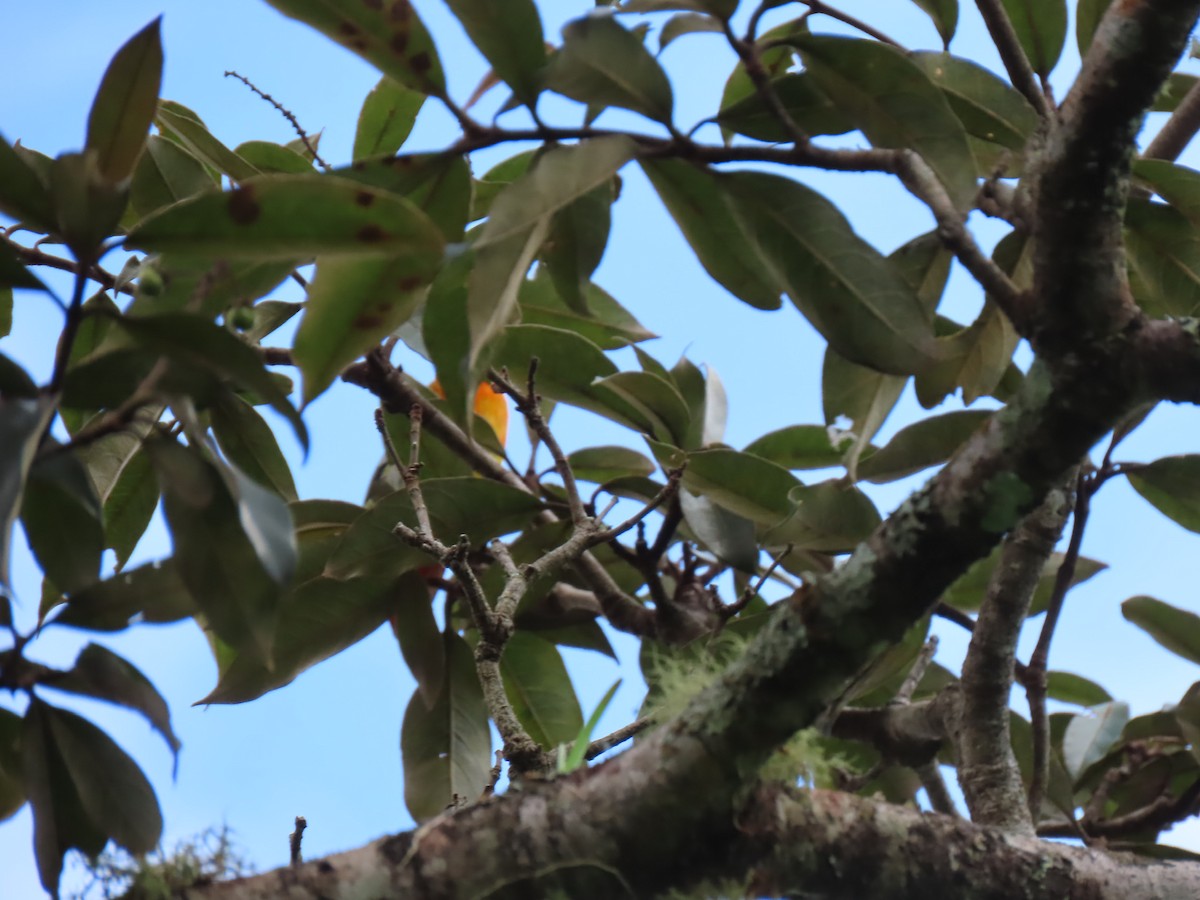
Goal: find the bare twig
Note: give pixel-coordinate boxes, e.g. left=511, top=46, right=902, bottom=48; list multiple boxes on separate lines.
left=797, top=1, right=903, bottom=48
left=973, top=0, right=1051, bottom=117
left=0, top=233, right=121, bottom=296
left=722, top=545, right=792, bottom=622
left=585, top=718, right=652, bottom=761
left=895, top=636, right=939, bottom=706
left=1144, top=75, right=1200, bottom=161
left=721, top=20, right=808, bottom=145
left=47, top=267, right=92, bottom=395
left=916, top=762, right=960, bottom=817
left=289, top=816, right=306, bottom=867
left=225, top=70, right=329, bottom=170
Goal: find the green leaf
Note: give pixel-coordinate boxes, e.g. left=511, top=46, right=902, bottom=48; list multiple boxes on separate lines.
left=210, top=391, right=298, bottom=500
left=154, top=101, right=258, bottom=181
left=1124, top=199, right=1200, bottom=317
left=671, top=356, right=727, bottom=449
left=1000, top=0, right=1067, bottom=77
left=941, top=550, right=1106, bottom=614
left=910, top=52, right=1039, bottom=153
left=1153, top=73, right=1199, bottom=113
left=888, top=230, right=953, bottom=316
left=293, top=253, right=434, bottom=405
left=0, top=240, right=46, bottom=291
left=744, top=425, right=849, bottom=470
left=566, top=446, right=656, bottom=484
left=659, top=12, right=724, bottom=50
left=501, top=632, right=583, bottom=748
left=714, top=73, right=854, bottom=143
left=791, top=35, right=977, bottom=210
left=1122, top=595, right=1200, bottom=665
left=126, top=173, right=446, bottom=263
left=1046, top=671, right=1113, bottom=707
left=0, top=398, right=57, bottom=588
left=443, top=0, right=546, bottom=105
left=21, top=701, right=108, bottom=895
left=907, top=0, right=958, bottom=47
left=148, top=439, right=292, bottom=663
left=53, top=559, right=196, bottom=632
left=326, top=478, right=543, bottom=580
left=518, top=274, right=655, bottom=350
left=473, top=151, right=537, bottom=221
left=541, top=181, right=615, bottom=314
left=129, top=134, right=217, bottom=220
left=263, top=0, right=445, bottom=94
left=198, top=573, right=402, bottom=705
left=334, top=153, right=473, bottom=243
left=857, top=410, right=991, bottom=483
left=402, top=632, right=492, bottom=820
left=1063, top=701, right=1130, bottom=778
left=85, top=18, right=163, bottom=185
left=0, top=133, right=55, bottom=231
left=1127, top=455, right=1200, bottom=533
left=233, top=140, right=313, bottom=175
left=119, top=312, right=308, bottom=448
left=128, top=256, right=297, bottom=319
left=640, top=158, right=782, bottom=311
left=651, top=441, right=801, bottom=528
left=49, top=644, right=180, bottom=760
left=1076, top=0, right=1114, bottom=55
left=20, top=448, right=105, bottom=594
left=678, top=489, right=758, bottom=571
left=0, top=708, right=23, bottom=822
left=823, top=349, right=906, bottom=481
left=766, top=480, right=882, bottom=552
left=559, top=679, right=621, bottom=773
left=546, top=15, right=674, bottom=123
left=591, top=371, right=691, bottom=443
left=1133, top=160, right=1200, bottom=229
left=50, top=151, right=130, bottom=259
left=391, top=571, right=444, bottom=708
left=354, top=77, right=425, bottom=160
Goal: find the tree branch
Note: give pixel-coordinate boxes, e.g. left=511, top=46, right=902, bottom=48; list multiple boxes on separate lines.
left=1143, top=73, right=1200, bottom=161
left=974, top=0, right=1052, bottom=117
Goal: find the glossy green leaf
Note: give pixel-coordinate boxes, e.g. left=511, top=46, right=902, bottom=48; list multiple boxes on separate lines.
left=640, top=158, right=782, bottom=311
left=443, top=0, right=545, bottom=104
left=129, top=134, right=216, bottom=221
left=391, top=571, right=444, bottom=708
left=154, top=101, right=258, bottom=181
left=264, top=0, right=445, bottom=94
left=0, top=708, right=23, bottom=822
left=744, top=425, right=849, bottom=471
left=119, top=312, right=307, bottom=448
left=85, top=18, right=163, bottom=184
left=766, top=480, right=882, bottom=552
left=910, top=52, right=1038, bottom=153
left=857, top=410, right=991, bottom=483
left=1076, top=0, right=1114, bottom=55
left=199, top=573, right=402, bottom=705
left=651, top=441, right=800, bottom=528
left=148, top=439, right=292, bottom=662
left=679, top=488, right=759, bottom=571
left=1127, top=455, right=1200, bottom=533
left=21, top=449, right=104, bottom=594
left=293, top=253, right=434, bottom=405
left=823, top=349, right=906, bottom=481
left=907, top=0, right=958, bottom=47
left=402, top=631, right=492, bottom=820
left=714, top=73, right=854, bottom=143
left=1000, top=0, right=1067, bottom=77
left=1124, top=199, right=1200, bottom=317
left=211, top=391, right=298, bottom=500
left=1122, top=595, right=1200, bottom=665
left=21, top=700, right=108, bottom=895
left=54, top=559, right=195, bottom=632
left=354, top=77, right=425, bottom=160
left=1063, top=701, right=1130, bottom=778
left=49, top=643, right=180, bottom=759
left=518, top=273, right=655, bottom=350
left=126, top=173, right=446, bottom=263
left=335, top=153, right=472, bottom=243
left=233, top=140, right=312, bottom=175
left=326, top=478, right=543, bottom=580
left=566, top=446, right=656, bottom=484
left=546, top=15, right=674, bottom=123
left=500, top=632, right=583, bottom=748
left=0, top=398, right=57, bottom=587
left=791, top=35, right=977, bottom=210
left=0, top=133, right=55, bottom=231
left=591, top=371, right=691, bottom=444
left=1046, top=671, right=1113, bottom=707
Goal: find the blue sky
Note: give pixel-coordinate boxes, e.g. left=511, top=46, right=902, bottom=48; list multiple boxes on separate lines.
left=3, top=2, right=1200, bottom=895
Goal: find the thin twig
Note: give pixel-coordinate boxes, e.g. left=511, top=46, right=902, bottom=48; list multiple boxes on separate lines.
left=225, top=70, right=329, bottom=170
left=916, top=762, right=960, bottom=817
left=722, top=544, right=792, bottom=621
left=973, top=0, right=1051, bottom=118
left=895, top=636, right=939, bottom=706
left=585, top=718, right=652, bottom=761
left=797, top=1, right=904, bottom=49
left=591, top=468, right=684, bottom=548
left=47, top=267, right=91, bottom=394
left=721, top=20, right=808, bottom=145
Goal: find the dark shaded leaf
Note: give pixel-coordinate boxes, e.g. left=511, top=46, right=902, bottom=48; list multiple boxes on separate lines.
left=85, top=18, right=163, bottom=184
left=591, top=371, right=691, bottom=444
left=659, top=12, right=723, bottom=50
left=1127, top=455, right=1200, bottom=533
left=907, top=0, right=958, bottom=46
left=0, top=707, right=23, bottom=822
left=518, top=273, right=655, bottom=350
left=888, top=230, right=952, bottom=316
left=1124, top=193, right=1200, bottom=318
left=154, top=101, right=258, bottom=180
left=715, top=73, right=854, bottom=143
left=500, top=632, right=583, bottom=748
left=1076, top=0, right=1114, bottom=56
left=1063, top=701, right=1130, bottom=778
left=910, top=52, right=1038, bottom=153
left=1122, top=595, right=1200, bottom=665
left=54, top=559, right=195, bottom=632
left=744, top=425, right=849, bottom=471
left=546, top=15, right=674, bottom=123
left=129, top=134, right=216, bottom=221
left=0, top=133, right=55, bottom=231
left=443, top=0, right=546, bottom=105
left=823, top=349, right=905, bottom=481
left=211, top=391, right=298, bottom=500
left=20, top=448, right=104, bottom=593
left=0, top=240, right=46, bottom=291
left=0, top=398, right=56, bottom=587
left=679, top=488, right=758, bottom=570
left=401, top=631, right=492, bottom=820
left=541, top=181, right=615, bottom=314
left=650, top=440, right=800, bottom=528
left=567, top=446, right=656, bottom=484
left=941, top=549, right=1106, bottom=613
left=1046, top=671, right=1113, bottom=707
left=857, top=410, right=991, bottom=483
left=766, top=480, right=881, bottom=552
left=1000, top=0, right=1067, bottom=77
left=263, top=0, right=445, bottom=94
left=391, top=571, right=443, bottom=708
left=354, top=77, right=425, bottom=160
left=1153, top=73, right=1199, bottom=113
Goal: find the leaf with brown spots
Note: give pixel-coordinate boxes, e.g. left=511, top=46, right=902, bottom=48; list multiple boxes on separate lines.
left=264, top=0, right=445, bottom=95
left=335, top=153, right=471, bottom=241
left=126, top=173, right=445, bottom=262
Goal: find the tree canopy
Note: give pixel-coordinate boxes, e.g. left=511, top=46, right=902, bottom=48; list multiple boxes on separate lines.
left=6, top=1, right=1200, bottom=897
